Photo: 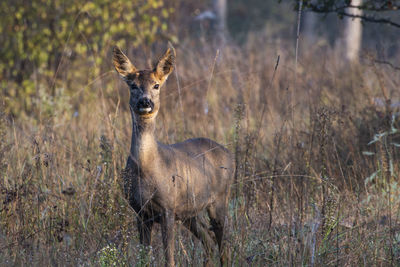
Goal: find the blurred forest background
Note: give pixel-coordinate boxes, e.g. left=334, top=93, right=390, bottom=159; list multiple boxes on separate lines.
left=0, top=0, right=400, bottom=266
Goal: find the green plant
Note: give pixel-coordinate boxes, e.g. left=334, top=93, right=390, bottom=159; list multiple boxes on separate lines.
left=0, top=0, right=174, bottom=116
left=98, top=244, right=126, bottom=267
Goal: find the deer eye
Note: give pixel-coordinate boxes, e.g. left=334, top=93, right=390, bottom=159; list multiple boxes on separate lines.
left=153, top=84, right=159, bottom=90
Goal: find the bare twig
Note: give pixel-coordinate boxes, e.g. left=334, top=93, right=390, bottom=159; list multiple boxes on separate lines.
left=307, top=3, right=400, bottom=28
left=373, top=59, right=400, bottom=71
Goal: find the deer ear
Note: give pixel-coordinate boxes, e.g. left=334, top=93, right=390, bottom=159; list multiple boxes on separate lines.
left=155, top=46, right=175, bottom=80
left=113, top=46, right=137, bottom=80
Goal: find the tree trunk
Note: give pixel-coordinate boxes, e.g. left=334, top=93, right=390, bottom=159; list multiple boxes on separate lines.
left=303, top=11, right=317, bottom=44
left=212, top=0, right=227, bottom=46
left=344, top=0, right=363, bottom=62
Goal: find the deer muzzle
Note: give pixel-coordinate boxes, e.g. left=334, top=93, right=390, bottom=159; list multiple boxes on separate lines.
left=137, top=97, right=155, bottom=114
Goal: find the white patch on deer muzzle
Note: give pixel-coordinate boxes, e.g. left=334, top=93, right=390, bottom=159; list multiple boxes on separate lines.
left=139, top=107, right=152, bottom=113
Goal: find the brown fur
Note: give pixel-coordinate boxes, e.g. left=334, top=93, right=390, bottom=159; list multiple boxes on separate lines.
left=113, top=46, right=234, bottom=266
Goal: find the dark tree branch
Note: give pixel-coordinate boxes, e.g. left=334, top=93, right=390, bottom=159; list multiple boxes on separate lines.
left=338, top=12, right=400, bottom=28
left=346, top=4, right=400, bottom=11
left=307, top=3, right=400, bottom=28
left=373, top=59, right=400, bottom=71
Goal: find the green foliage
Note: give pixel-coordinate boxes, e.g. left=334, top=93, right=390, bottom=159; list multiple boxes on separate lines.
left=135, top=245, right=154, bottom=266
left=98, top=244, right=126, bottom=267
left=0, top=0, right=174, bottom=116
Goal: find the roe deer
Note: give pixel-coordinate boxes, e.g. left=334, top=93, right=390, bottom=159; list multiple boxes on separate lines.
left=113, top=45, right=234, bottom=266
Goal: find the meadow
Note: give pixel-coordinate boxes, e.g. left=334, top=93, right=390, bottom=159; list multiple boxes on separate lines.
left=1, top=33, right=399, bottom=266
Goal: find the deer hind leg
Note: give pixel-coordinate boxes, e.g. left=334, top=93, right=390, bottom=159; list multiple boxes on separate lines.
left=161, top=210, right=175, bottom=267
left=207, top=200, right=231, bottom=266
left=183, top=215, right=216, bottom=266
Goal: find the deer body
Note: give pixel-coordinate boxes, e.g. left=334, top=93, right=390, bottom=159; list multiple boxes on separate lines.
left=114, top=46, right=234, bottom=266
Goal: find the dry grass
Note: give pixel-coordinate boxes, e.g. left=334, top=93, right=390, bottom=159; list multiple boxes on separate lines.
left=1, top=36, right=400, bottom=266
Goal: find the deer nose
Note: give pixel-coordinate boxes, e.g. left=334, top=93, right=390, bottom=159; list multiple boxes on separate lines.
left=137, top=97, right=154, bottom=113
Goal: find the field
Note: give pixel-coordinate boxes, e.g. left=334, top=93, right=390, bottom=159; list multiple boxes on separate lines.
left=1, top=33, right=400, bottom=266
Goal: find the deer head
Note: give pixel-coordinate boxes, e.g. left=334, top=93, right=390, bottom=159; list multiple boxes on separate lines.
left=113, top=46, right=175, bottom=120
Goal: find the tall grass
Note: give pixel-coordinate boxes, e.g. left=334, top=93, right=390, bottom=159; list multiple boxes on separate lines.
left=0, top=36, right=399, bottom=266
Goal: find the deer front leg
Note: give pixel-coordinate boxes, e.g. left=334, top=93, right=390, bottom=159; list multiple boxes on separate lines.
left=137, top=215, right=153, bottom=246
left=137, top=215, right=154, bottom=264
left=161, top=210, right=175, bottom=267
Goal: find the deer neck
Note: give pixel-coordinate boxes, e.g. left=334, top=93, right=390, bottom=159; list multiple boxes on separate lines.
left=130, top=114, right=158, bottom=167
